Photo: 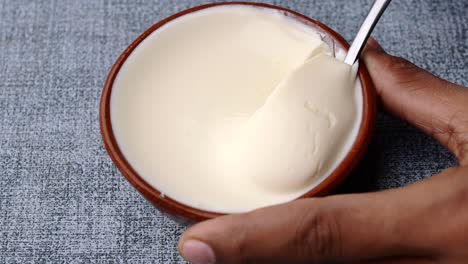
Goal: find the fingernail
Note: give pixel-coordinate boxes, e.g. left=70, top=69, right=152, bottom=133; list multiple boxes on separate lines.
left=366, top=37, right=385, bottom=53
left=180, top=240, right=216, bottom=264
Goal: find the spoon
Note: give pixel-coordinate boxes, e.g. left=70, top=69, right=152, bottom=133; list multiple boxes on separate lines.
left=344, top=0, right=392, bottom=65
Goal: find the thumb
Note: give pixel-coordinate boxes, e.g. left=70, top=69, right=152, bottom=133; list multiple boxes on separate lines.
left=178, top=166, right=468, bottom=264
left=178, top=192, right=414, bottom=264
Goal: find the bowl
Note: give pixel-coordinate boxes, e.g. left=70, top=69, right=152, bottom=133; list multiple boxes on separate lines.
left=100, top=2, right=376, bottom=222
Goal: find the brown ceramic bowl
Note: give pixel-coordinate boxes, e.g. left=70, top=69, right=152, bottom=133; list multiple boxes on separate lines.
left=100, top=2, right=376, bottom=222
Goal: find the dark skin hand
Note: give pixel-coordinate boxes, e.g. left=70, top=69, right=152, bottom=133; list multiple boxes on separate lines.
left=178, top=38, right=468, bottom=264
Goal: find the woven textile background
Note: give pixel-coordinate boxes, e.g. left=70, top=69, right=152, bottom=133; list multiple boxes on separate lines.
left=1, top=0, right=467, bottom=262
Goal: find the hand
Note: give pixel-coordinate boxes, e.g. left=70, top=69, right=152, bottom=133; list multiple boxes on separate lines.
left=178, top=38, right=468, bottom=264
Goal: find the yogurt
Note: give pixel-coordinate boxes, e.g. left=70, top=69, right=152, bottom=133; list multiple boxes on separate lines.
left=111, top=5, right=362, bottom=213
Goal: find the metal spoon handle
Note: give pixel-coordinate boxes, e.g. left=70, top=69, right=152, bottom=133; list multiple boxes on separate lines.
left=344, top=0, right=392, bottom=65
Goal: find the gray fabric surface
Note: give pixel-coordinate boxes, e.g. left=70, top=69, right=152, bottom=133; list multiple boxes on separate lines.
left=0, top=0, right=466, bottom=262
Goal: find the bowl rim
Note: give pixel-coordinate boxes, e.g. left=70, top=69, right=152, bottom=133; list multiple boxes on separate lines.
left=99, top=1, right=376, bottom=221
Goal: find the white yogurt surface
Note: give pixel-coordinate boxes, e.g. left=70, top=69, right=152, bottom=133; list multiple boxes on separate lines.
left=111, top=5, right=362, bottom=213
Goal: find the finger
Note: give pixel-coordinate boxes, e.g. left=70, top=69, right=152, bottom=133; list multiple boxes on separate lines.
left=179, top=166, right=468, bottom=264
left=363, top=38, right=468, bottom=164
left=179, top=188, right=437, bottom=264
left=362, top=256, right=436, bottom=264
left=392, top=166, right=468, bottom=260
